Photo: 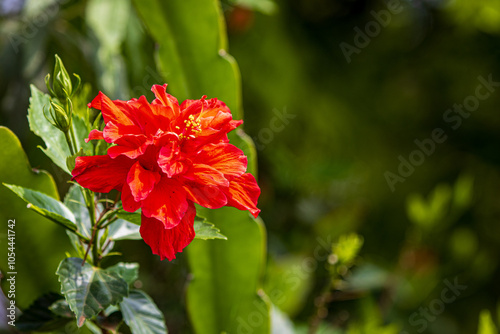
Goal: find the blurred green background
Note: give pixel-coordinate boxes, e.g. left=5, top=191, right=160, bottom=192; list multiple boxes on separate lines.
left=1, top=0, right=500, bottom=333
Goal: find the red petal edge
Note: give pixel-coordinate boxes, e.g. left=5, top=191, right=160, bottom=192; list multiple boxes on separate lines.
left=71, top=155, right=134, bottom=193
left=224, top=173, right=261, bottom=218
left=139, top=202, right=196, bottom=261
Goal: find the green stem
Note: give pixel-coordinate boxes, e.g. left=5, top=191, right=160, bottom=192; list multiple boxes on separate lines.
left=99, top=216, right=118, bottom=229
left=69, top=118, right=79, bottom=155
left=64, top=131, right=76, bottom=156
left=87, top=190, right=100, bottom=267
left=97, top=207, right=119, bottom=227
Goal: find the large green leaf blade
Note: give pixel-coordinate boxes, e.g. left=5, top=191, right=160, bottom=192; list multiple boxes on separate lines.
left=0, top=126, right=71, bottom=308
left=132, top=0, right=242, bottom=117
left=186, top=207, right=270, bottom=334
left=56, top=258, right=129, bottom=327
left=4, top=184, right=77, bottom=232
left=120, top=290, right=168, bottom=334
left=86, top=0, right=131, bottom=98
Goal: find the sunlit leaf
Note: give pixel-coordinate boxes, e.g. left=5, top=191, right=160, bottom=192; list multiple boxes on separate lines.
left=106, top=262, right=139, bottom=285
left=0, top=127, right=70, bottom=308
left=120, top=290, right=168, bottom=334
left=116, top=210, right=141, bottom=226
left=86, top=0, right=131, bottom=98
left=187, top=207, right=270, bottom=334
left=108, top=218, right=141, bottom=241
left=4, top=184, right=77, bottom=233
left=64, top=185, right=92, bottom=240
left=193, top=216, right=227, bottom=240
left=133, top=0, right=242, bottom=118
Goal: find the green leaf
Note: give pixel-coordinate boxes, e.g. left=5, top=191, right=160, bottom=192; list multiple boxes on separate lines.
left=133, top=0, right=242, bottom=118
left=56, top=257, right=129, bottom=327
left=120, top=290, right=167, bottom=334
left=332, top=233, right=364, bottom=266
left=117, top=210, right=141, bottom=225
left=0, top=127, right=71, bottom=308
left=73, top=115, right=94, bottom=156
left=478, top=310, right=498, bottom=334
left=86, top=0, right=130, bottom=49
left=106, top=262, right=139, bottom=285
left=194, top=215, right=227, bottom=240
left=16, top=293, right=70, bottom=332
left=186, top=207, right=270, bottom=334
left=4, top=184, right=78, bottom=233
left=108, top=218, right=141, bottom=240
left=49, top=299, right=74, bottom=318
left=64, top=185, right=92, bottom=240
left=64, top=185, right=92, bottom=257
left=28, top=85, right=72, bottom=174
left=86, top=0, right=131, bottom=98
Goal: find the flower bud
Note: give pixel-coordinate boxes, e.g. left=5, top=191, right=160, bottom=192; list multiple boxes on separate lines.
left=54, top=55, right=72, bottom=98
left=45, top=54, right=81, bottom=99
left=43, top=99, right=72, bottom=133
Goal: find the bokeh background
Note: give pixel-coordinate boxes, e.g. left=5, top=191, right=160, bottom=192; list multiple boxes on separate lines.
left=1, top=0, right=500, bottom=333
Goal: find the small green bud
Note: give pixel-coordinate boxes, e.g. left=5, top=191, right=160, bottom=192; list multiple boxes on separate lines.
left=43, top=99, right=72, bottom=133
left=45, top=55, right=81, bottom=99
left=53, top=55, right=72, bottom=99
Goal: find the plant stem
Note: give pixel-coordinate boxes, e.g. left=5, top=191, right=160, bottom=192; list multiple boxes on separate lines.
left=88, top=190, right=100, bottom=267
left=81, top=187, right=100, bottom=266
left=69, top=119, right=79, bottom=154
left=99, top=216, right=118, bottom=229
left=64, top=131, right=76, bottom=156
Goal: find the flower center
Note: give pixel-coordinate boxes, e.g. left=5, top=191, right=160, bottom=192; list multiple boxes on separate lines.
left=178, top=114, right=202, bottom=140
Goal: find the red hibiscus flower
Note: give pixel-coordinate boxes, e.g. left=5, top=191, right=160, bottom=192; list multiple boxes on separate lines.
left=72, top=84, right=260, bottom=260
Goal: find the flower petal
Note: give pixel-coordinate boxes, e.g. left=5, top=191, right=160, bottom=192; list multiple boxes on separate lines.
left=90, top=92, right=138, bottom=127
left=140, top=202, right=195, bottom=261
left=141, top=178, right=188, bottom=228
left=107, top=144, right=148, bottom=160
left=224, top=173, right=261, bottom=218
left=103, top=121, right=144, bottom=144
left=71, top=155, right=134, bottom=193
left=151, top=84, right=180, bottom=118
left=126, top=161, right=161, bottom=201
left=157, top=142, right=186, bottom=177
left=183, top=164, right=229, bottom=187
left=197, top=143, right=247, bottom=179
left=131, top=95, right=171, bottom=133
left=183, top=183, right=227, bottom=209
left=85, top=129, right=104, bottom=143
left=121, top=182, right=141, bottom=212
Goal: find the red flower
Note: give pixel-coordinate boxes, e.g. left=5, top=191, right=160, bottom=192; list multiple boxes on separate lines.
left=72, top=84, right=260, bottom=260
